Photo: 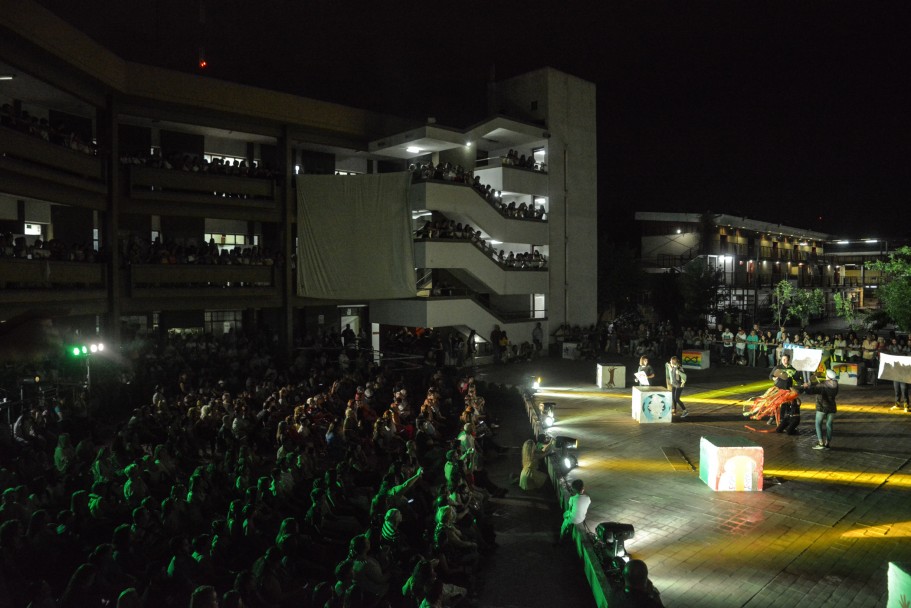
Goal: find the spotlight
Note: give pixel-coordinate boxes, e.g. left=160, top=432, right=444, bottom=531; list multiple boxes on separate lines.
left=532, top=376, right=542, bottom=390
left=562, top=453, right=579, bottom=472
left=554, top=436, right=578, bottom=450
left=541, top=402, right=556, bottom=428
left=551, top=435, right=579, bottom=474
left=595, top=522, right=635, bottom=559
left=90, top=344, right=98, bottom=353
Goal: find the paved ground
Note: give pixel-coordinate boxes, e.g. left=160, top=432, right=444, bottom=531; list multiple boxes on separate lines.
left=472, top=354, right=911, bottom=608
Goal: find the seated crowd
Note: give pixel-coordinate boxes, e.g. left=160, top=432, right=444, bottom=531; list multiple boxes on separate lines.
left=124, top=236, right=279, bottom=268
left=0, top=328, right=507, bottom=607
left=0, top=234, right=102, bottom=263
left=409, top=163, right=546, bottom=222
left=500, top=149, right=545, bottom=173
left=414, top=220, right=546, bottom=270
left=1, top=102, right=95, bottom=155
left=120, top=150, right=276, bottom=180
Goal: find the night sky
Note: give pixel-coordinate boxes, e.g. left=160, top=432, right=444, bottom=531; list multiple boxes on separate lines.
left=37, top=0, right=911, bottom=241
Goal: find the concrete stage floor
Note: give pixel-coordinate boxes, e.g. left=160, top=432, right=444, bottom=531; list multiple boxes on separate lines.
left=475, top=355, right=911, bottom=608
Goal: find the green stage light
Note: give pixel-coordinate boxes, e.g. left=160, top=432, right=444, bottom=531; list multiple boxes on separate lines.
left=72, top=347, right=80, bottom=356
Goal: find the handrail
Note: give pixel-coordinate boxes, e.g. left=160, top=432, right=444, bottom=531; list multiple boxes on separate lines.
left=413, top=237, right=548, bottom=272
left=411, top=179, right=548, bottom=223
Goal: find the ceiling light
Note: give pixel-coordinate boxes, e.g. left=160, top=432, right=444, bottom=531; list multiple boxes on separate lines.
left=406, top=146, right=422, bottom=154
left=0, top=75, right=14, bottom=81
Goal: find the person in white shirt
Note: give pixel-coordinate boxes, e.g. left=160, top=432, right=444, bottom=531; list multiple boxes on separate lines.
left=561, top=479, right=591, bottom=539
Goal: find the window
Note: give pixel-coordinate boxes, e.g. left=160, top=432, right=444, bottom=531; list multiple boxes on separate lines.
left=532, top=294, right=546, bottom=319
left=204, top=233, right=258, bottom=253
left=205, top=310, right=243, bottom=335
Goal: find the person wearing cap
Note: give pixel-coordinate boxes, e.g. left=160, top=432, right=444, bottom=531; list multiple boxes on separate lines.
left=803, top=369, right=839, bottom=450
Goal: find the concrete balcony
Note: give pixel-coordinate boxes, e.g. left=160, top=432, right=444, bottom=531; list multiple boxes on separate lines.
left=413, top=239, right=547, bottom=296
left=411, top=181, right=548, bottom=245
left=125, top=263, right=282, bottom=311
left=0, top=126, right=106, bottom=208
left=124, top=165, right=281, bottom=221
left=0, top=258, right=108, bottom=318
left=473, top=161, right=548, bottom=197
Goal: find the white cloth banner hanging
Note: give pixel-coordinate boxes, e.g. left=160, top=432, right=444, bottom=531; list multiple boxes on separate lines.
left=782, top=343, right=823, bottom=372
left=878, top=353, right=911, bottom=383
left=296, top=172, right=416, bottom=300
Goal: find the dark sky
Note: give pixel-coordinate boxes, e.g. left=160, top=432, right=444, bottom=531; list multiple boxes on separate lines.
left=37, top=0, right=911, bottom=241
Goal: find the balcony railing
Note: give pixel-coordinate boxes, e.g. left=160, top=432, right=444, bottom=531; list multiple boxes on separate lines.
left=127, top=165, right=278, bottom=203
left=129, top=263, right=277, bottom=289
left=0, top=258, right=106, bottom=289
left=0, top=126, right=104, bottom=181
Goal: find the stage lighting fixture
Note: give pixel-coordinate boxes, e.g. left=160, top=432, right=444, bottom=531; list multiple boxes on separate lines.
left=562, top=453, right=579, bottom=472
left=595, top=522, right=635, bottom=559
left=554, top=436, right=578, bottom=450
left=541, top=402, right=556, bottom=427
left=532, top=376, right=542, bottom=390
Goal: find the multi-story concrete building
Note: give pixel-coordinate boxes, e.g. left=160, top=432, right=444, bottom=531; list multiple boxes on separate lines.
left=636, top=211, right=905, bottom=322
left=0, top=1, right=597, bottom=354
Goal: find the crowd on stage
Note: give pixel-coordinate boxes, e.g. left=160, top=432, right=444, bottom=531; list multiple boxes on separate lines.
left=0, top=329, right=512, bottom=608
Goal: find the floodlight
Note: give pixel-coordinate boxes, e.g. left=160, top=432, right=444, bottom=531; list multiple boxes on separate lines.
left=541, top=402, right=556, bottom=428
left=562, top=454, right=578, bottom=471
left=554, top=436, right=578, bottom=450
left=595, top=522, right=635, bottom=558
left=90, top=344, right=98, bottom=353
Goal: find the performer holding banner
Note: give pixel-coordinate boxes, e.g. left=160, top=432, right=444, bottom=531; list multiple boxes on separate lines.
left=744, top=354, right=799, bottom=425
left=879, top=352, right=911, bottom=412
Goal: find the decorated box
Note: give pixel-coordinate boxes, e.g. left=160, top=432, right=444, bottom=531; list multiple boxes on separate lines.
left=632, top=386, right=673, bottom=423
left=699, top=435, right=763, bottom=492
left=596, top=364, right=626, bottom=389
left=681, top=349, right=710, bottom=370
left=830, top=362, right=860, bottom=386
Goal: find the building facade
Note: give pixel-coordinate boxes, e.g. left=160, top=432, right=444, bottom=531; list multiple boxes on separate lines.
left=634, top=211, right=901, bottom=323
left=0, top=1, right=597, bottom=354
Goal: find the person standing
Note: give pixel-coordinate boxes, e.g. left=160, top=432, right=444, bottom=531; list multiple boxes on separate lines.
left=636, top=356, right=655, bottom=386
left=804, top=369, right=839, bottom=449
left=746, top=330, right=760, bottom=367
left=665, top=357, right=688, bottom=418
left=735, top=327, right=748, bottom=364
left=885, top=337, right=909, bottom=411
left=721, top=327, right=734, bottom=364
left=560, top=479, right=591, bottom=539
left=532, top=322, right=544, bottom=357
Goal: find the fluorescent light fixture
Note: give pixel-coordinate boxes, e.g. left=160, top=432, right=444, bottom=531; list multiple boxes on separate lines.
left=864, top=239, right=878, bottom=243
left=489, top=240, right=502, bottom=245
left=0, top=75, right=14, bottom=81
left=836, top=240, right=849, bottom=244
left=406, top=146, right=422, bottom=154
left=411, top=210, right=432, bottom=219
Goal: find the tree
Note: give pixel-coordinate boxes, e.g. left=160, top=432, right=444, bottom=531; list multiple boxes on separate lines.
left=789, top=287, right=825, bottom=327
left=866, top=246, right=911, bottom=331
left=771, top=280, right=825, bottom=328
left=833, top=292, right=861, bottom=331
left=676, top=258, right=723, bottom=326
left=771, top=280, right=793, bottom=327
